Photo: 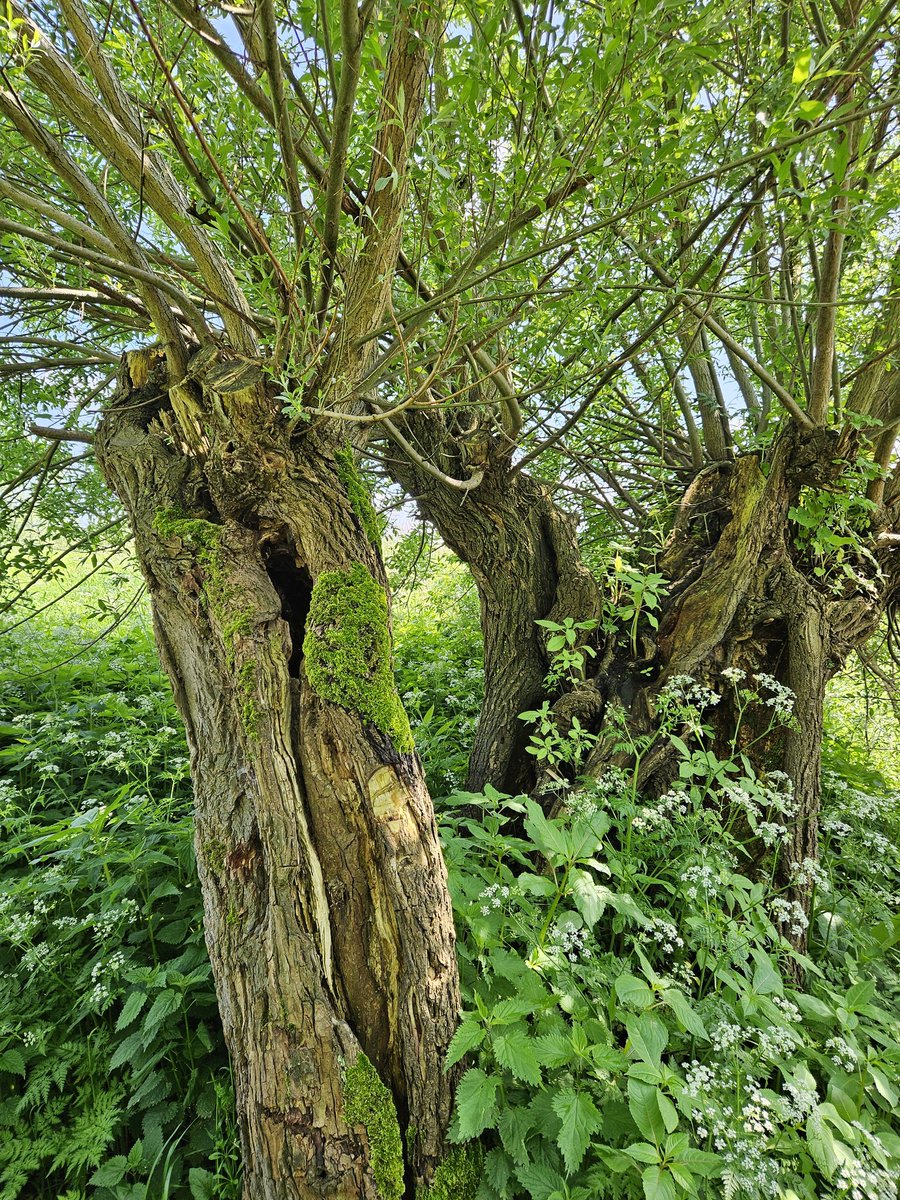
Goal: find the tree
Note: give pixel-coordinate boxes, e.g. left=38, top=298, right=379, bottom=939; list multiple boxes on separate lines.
left=1, top=0, right=899, bottom=1193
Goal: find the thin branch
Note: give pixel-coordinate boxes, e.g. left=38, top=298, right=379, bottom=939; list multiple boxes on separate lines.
left=28, top=423, right=95, bottom=444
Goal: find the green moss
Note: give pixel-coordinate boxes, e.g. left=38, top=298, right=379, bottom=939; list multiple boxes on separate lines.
left=343, top=1054, right=404, bottom=1200
left=205, top=838, right=227, bottom=874
left=238, top=660, right=260, bottom=739
left=335, top=445, right=381, bottom=547
left=153, top=508, right=222, bottom=561
left=155, top=508, right=260, bottom=736
left=303, top=563, right=414, bottom=752
left=417, top=1145, right=482, bottom=1200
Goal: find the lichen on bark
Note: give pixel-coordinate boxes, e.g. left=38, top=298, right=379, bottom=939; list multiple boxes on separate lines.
left=343, top=1053, right=404, bottom=1200
left=303, top=562, right=414, bottom=752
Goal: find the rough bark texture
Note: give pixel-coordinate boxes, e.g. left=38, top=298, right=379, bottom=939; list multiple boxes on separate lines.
left=95, top=351, right=459, bottom=1199
left=387, top=422, right=599, bottom=794
left=391, top=417, right=899, bottom=946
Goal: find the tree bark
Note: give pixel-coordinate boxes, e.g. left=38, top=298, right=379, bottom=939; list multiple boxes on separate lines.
left=386, top=423, right=599, bottom=795
left=94, top=352, right=459, bottom=1199
left=393, top=415, right=899, bottom=946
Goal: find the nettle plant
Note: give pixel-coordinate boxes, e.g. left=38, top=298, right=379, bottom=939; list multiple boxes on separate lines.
left=439, top=673, right=900, bottom=1200
left=0, top=624, right=240, bottom=1200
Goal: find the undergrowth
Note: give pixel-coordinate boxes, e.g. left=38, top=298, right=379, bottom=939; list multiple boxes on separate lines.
left=1, top=570, right=899, bottom=1200
left=0, top=618, right=240, bottom=1200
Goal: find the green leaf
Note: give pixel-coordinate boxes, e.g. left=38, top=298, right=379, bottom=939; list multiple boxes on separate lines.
left=535, top=1029, right=575, bottom=1068
left=89, top=1157, right=128, bottom=1187
left=523, top=800, right=573, bottom=861
left=806, top=1106, right=839, bottom=1179
left=117, top=990, right=148, bottom=1031
left=552, top=1086, right=603, bottom=1175
left=663, top=989, right=707, bottom=1040
left=628, top=1079, right=666, bottom=1143
left=571, top=870, right=613, bottom=928
left=446, top=1020, right=485, bottom=1068
left=844, top=980, right=875, bottom=1011
left=452, top=1068, right=500, bottom=1139
left=678, top=1148, right=722, bottom=1177
left=798, top=99, right=826, bottom=120
left=615, top=973, right=654, bottom=1009
left=142, top=988, right=181, bottom=1031
left=189, top=1167, right=216, bottom=1200
left=623, top=1142, right=661, bottom=1164
left=642, top=1165, right=679, bottom=1200
left=625, top=1014, right=668, bottom=1067
left=498, top=1105, right=534, bottom=1166
left=751, top=949, right=782, bottom=996
left=792, top=49, right=812, bottom=83
left=492, top=1027, right=543, bottom=1086
left=109, top=1030, right=144, bottom=1070
left=0, top=1049, right=26, bottom=1076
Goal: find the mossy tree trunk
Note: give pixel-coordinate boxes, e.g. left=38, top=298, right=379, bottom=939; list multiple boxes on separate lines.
left=95, top=353, right=460, bottom=1200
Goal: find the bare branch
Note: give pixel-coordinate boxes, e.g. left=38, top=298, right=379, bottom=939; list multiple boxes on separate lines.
left=28, top=423, right=95, bottom=444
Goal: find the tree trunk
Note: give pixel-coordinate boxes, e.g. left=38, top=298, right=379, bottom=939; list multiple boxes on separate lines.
left=94, top=352, right=460, bottom=1199
left=387, top=424, right=599, bottom=794
left=394, top=418, right=898, bottom=945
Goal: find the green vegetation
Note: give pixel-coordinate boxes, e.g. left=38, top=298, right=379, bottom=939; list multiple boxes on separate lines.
left=2, top=564, right=900, bottom=1199
left=418, top=1145, right=482, bottom=1200
left=335, top=445, right=381, bottom=548
left=440, top=673, right=900, bottom=1200
left=343, top=1054, right=404, bottom=1200
left=0, top=613, right=239, bottom=1200
left=304, top=562, right=414, bottom=752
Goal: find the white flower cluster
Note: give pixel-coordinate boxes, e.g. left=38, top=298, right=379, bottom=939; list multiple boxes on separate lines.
left=564, top=790, right=600, bottom=821
left=769, top=897, right=809, bottom=938
left=833, top=1150, right=896, bottom=1200
left=0, top=779, right=20, bottom=816
left=721, top=667, right=746, bottom=683
left=762, top=771, right=797, bottom=817
left=641, top=916, right=684, bottom=955
left=659, top=674, right=721, bottom=712
left=758, top=1023, right=798, bottom=1059
left=859, top=829, right=891, bottom=856
left=549, top=918, right=591, bottom=963
left=741, top=1093, right=775, bottom=1137
left=825, top=1036, right=856, bottom=1072
left=710, top=1022, right=742, bottom=1052
left=591, top=768, right=630, bottom=798
left=21, top=942, right=55, bottom=971
left=772, top=995, right=801, bottom=1023
left=757, top=821, right=790, bottom=847
left=753, top=673, right=795, bottom=718
left=682, top=1063, right=781, bottom=1196
left=820, top=815, right=852, bottom=838
left=477, top=883, right=511, bottom=916
left=680, top=864, right=717, bottom=900
left=783, top=1079, right=817, bottom=1120
left=89, top=951, right=125, bottom=1005
left=683, top=1060, right=716, bottom=1098
left=790, top=857, right=829, bottom=890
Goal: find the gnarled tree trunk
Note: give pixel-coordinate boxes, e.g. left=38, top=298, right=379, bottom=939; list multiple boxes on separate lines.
left=387, top=422, right=599, bottom=794
left=95, top=351, right=460, bottom=1200
left=394, top=419, right=899, bottom=945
